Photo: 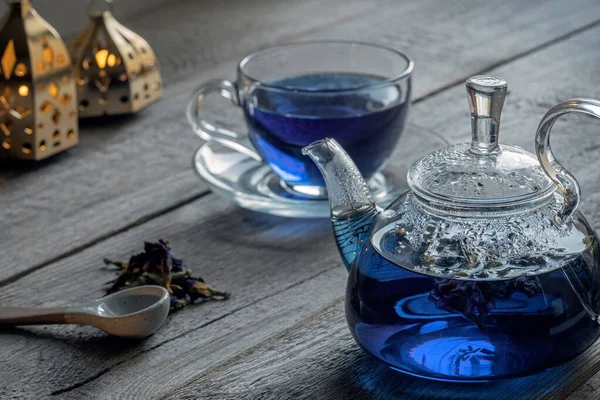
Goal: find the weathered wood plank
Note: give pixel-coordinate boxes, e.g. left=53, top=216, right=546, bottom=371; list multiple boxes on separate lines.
left=5, top=19, right=600, bottom=398
left=566, top=376, right=600, bottom=399
left=303, top=0, right=600, bottom=103
left=0, top=126, right=448, bottom=398
left=0, top=203, right=337, bottom=398
left=567, top=377, right=600, bottom=399
left=127, top=0, right=379, bottom=87
left=57, top=271, right=349, bottom=400
left=0, top=0, right=175, bottom=38
left=162, top=302, right=600, bottom=400
left=2, top=0, right=600, bottom=286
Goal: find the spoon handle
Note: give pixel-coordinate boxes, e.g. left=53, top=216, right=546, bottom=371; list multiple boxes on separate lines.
left=0, top=306, right=68, bottom=325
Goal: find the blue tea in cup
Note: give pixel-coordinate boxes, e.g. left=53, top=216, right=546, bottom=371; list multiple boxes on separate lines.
left=187, top=41, right=413, bottom=196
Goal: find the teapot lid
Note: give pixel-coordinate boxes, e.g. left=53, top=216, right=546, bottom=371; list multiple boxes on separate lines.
left=408, top=76, right=554, bottom=213
left=370, top=81, right=595, bottom=281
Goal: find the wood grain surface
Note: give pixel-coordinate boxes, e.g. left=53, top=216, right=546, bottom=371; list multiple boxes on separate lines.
left=0, top=125, right=447, bottom=398
left=0, top=0, right=175, bottom=38
left=162, top=301, right=600, bottom=400
left=2, top=0, right=600, bottom=285
left=2, top=0, right=600, bottom=399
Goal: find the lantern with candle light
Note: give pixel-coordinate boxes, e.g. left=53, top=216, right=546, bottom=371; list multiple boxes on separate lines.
left=69, top=0, right=162, bottom=118
left=0, top=0, right=78, bottom=160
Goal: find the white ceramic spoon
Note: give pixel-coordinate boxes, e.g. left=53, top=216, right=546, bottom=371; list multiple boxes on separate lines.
left=0, top=286, right=170, bottom=338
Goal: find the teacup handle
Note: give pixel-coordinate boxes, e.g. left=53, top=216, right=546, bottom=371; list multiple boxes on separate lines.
left=186, top=79, right=262, bottom=161
left=535, top=98, right=600, bottom=225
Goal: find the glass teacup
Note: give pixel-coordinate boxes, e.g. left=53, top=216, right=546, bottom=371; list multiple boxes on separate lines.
left=187, top=41, right=413, bottom=197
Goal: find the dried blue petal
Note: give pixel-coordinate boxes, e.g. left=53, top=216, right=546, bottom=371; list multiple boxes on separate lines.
left=430, top=276, right=542, bottom=329
left=104, top=239, right=230, bottom=312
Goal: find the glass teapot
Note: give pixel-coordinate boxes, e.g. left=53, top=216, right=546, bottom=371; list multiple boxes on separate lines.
left=303, top=76, right=600, bottom=381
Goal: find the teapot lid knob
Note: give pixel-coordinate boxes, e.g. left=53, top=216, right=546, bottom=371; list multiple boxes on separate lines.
left=466, top=76, right=507, bottom=155
left=407, top=75, right=553, bottom=213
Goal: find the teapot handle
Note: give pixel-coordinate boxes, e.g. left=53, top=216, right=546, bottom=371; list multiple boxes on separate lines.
left=535, top=98, right=600, bottom=225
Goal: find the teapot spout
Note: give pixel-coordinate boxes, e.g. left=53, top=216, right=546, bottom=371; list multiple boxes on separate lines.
left=303, top=139, right=380, bottom=270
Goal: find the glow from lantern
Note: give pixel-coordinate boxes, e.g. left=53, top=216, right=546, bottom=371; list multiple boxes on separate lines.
left=1, top=40, right=16, bottom=79
left=107, top=53, right=116, bottom=67
left=95, top=49, right=109, bottom=69
left=15, top=63, right=27, bottom=77
left=48, top=82, right=59, bottom=98
left=18, top=85, right=29, bottom=96
left=42, top=47, right=53, bottom=64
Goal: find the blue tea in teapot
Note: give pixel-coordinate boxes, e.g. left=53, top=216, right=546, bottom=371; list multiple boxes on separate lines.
left=303, top=76, right=600, bottom=381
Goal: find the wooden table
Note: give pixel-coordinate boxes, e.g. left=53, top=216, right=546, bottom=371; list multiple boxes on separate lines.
left=3, top=0, right=600, bottom=398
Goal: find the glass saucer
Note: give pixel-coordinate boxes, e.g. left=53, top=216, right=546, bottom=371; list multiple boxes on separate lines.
left=193, top=128, right=448, bottom=218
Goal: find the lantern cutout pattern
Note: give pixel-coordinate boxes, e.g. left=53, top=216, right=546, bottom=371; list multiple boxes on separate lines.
left=0, top=0, right=78, bottom=160
left=69, top=1, right=162, bottom=117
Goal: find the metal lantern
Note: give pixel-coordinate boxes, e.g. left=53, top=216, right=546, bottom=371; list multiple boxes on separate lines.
left=69, top=0, right=162, bottom=118
left=0, top=0, right=78, bottom=160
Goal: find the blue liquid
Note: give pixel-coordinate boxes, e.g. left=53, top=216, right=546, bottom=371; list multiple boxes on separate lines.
left=244, top=73, right=410, bottom=187
left=344, top=240, right=600, bottom=381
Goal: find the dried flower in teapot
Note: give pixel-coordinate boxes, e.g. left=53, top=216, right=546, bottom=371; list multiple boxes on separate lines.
left=429, top=276, right=542, bottom=329
left=104, top=239, right=230, bottom=312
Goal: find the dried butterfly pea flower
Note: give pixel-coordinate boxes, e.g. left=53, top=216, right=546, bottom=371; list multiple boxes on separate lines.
left=104, top=239, right=230, bottom=312
left=429, top=276, right=542, bottom=329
